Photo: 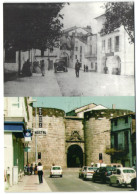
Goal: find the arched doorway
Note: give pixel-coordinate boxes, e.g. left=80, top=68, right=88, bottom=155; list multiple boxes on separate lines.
left=101, top=56, right=107, bottom=73
left=67, top=145, right=83, bottom=167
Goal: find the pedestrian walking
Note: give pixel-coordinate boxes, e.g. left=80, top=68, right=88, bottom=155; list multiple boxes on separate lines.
left=37, top=162, right=43, bottom=184
left=30, top=164, right=33, bottom=175
left=84, top=64, right=86, bottom=72
left=22, top=59, right=32, bottom=77
left=75, top=59, right=80, bottom=77
left=41, top=60, right=45, bottom=76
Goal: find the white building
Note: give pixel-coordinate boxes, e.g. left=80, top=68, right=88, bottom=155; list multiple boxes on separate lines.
left=4, top=97, right=32, bottom=188
left=94, top=14, right=134, bottom=76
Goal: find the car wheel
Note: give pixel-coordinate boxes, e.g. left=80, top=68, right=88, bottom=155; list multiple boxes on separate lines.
left=60, top=175, right=62, bottom=178
left=117, top=181, right=121, bottom=188
left=92, top=178, right=95, bottom=182
left=50, top=175, right=52, bottom=178
left=109, top=180, right=112, bottom=186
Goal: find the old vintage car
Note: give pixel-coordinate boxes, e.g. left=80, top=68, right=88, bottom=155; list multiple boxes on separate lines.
left=54, top=59, right=68, bottom=73
left=109, top=167, right=136, bottom=187
left=50, top=166, right=63, bottom=178
left=131, top=177, right=136, bottom=190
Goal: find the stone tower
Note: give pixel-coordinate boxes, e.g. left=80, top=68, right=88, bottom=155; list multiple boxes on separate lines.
left=29, top=108, right=66, bottom=168
left=84, top=109, right=132, bottom=166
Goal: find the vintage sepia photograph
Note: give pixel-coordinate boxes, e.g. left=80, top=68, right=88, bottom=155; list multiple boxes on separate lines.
left=4, top=96, right=136, bottom=192
left=3, top=2, right=134, bottom=96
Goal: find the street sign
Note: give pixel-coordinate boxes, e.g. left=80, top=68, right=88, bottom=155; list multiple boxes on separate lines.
left=24, top=147, right=31, bottom=152
left=33, top=128, right=47, bottom=136
left=24, top=137, right=31, bottom=142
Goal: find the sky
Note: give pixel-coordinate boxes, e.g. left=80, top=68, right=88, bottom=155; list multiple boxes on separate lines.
left=32, top=96, right=135, bottom=113
left=60, top=2, right=105, bottom=30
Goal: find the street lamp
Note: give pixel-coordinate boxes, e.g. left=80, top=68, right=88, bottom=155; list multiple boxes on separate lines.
left=35, top=98, right=37, bottom=164
left=28, top=98, right=37, bottom=164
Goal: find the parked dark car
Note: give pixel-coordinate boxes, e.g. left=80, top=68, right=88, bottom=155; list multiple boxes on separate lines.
left=92, top=166, right=116, bottom=183
left=54, top=59, right=68, bottom=73
left=131, top=177, right=136, bottom=190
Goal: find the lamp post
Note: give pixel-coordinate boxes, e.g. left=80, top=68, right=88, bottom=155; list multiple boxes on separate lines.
left=35, top=97, right=37, bottom=164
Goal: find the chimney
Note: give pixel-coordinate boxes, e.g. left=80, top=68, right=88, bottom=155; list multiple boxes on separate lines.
left=112, top=104, right=116, bottom=109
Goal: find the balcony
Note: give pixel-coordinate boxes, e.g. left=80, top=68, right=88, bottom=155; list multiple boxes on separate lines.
left=84, top=52, right=97, bottom=58
left=105, top=144, right=129, bottom=156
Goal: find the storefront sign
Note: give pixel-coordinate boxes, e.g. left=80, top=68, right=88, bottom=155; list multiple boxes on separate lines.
left=34, top=128, right=47, bottom=136
left=24, top=147, right=31, bottom=152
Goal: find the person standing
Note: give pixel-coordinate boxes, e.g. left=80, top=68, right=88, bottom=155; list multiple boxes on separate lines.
left=84, top=64, right=86, bottom=72
left=37, top=162, right=43, bottom=184
left=75, top=59, right=80, bottom=77
left=41, top=60, right=45, bottom=76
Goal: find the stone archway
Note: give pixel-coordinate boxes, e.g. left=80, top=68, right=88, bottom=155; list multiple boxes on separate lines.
left=67, top=144, right=83, bottom=167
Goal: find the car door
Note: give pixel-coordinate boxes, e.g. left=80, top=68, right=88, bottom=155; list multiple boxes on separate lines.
left=111, top=169, right=121, bottom=184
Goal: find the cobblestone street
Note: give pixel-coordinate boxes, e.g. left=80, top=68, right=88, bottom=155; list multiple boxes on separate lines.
left=4, top=68, right=135, bottom=97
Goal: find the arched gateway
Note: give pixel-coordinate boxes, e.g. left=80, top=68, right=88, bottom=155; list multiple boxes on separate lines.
left=67, top=144, right=83, bottom=167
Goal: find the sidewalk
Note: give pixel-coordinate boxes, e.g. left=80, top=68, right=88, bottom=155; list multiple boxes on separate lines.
left=4, top=71, right=62, bottom=97
left=5, top=175, right=52, bottom=193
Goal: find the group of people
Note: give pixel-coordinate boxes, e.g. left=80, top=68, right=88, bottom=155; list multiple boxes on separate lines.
left=84, top=64, right=89, bottom=72
left=24, top=162, right=43, bottom=184
left=22, top=58, right=45, bottom=77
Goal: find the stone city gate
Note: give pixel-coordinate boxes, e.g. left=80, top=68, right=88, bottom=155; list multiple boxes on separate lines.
left=66, top=142, right=85, bottom=167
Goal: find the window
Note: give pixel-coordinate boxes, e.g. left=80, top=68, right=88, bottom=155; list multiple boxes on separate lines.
left=5, top=48, right=16, bottom=63
left=115, top=36, right=119, bottom=52
left=114, top=133, right=118, bottom=149
left=75, top=55, right=77, bottom=59
left=80, top=46, right=82, bottom=53
left=102, top=40, right=105, bottom=51
left=80, top=54, right=82, bottom=62
left=117, top=169, right=121, bottom=175
left=75, top=47, right=78, bottom=51
left=124, top=131, right=129, bottom=152
left=125, top=117, right=128, bottom=123
left=50, top=48, right=53, bottom=53
left=114, top=119, right=118, bottom=126
left=108, top=38, right=112, bottom=52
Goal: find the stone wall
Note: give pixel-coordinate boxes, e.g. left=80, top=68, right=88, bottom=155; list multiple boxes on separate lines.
left=84, top=117, right=111, bottom=165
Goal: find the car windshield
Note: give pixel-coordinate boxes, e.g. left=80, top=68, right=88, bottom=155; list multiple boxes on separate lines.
left=88, top=167, right=98, bottom=171
left=52, top=167, right=61, bottom=170
left=106, top=167, right=116, bottom=171
left=123, top=169, right=135, bottom=173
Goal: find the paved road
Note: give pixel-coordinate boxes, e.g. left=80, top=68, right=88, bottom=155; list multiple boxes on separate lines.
left=4, top=68, right=134, bottom=96
left=44, top=170, right=134, bottom=192
left=55, top=68, right=134, bottom=96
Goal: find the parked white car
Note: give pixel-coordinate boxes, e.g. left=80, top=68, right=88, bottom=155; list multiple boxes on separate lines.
left=109, top=167, right=136, bottom=187
left=50, top=166, right=63, bottom=178
left=83, top=166, right=98, bottom=180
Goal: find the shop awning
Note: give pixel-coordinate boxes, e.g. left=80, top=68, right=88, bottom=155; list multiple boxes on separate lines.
left=4, top=121, right=25, bottom=133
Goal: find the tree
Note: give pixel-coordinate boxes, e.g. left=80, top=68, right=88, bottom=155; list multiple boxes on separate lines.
left=100, top=2, right=134, bottom=43
left=4, top=3, right=67, bottom=73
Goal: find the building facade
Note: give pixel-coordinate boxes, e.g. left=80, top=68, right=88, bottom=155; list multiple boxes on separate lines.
left=107, top=113, right=136, bottom=167
left=27, top=103, right=134, bottom=169
left=4, top=97, right=32, bottom=187
left=95, top=14, right=134, bottom=75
